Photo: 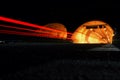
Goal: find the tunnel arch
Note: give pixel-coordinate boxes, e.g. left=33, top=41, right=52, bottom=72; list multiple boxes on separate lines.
left=43, top=23, right=67, bottom=39
left=72, top=20, right=114, bottom=44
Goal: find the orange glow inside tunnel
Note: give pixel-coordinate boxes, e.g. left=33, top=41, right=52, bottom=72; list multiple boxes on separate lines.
left=0, top=16, right=72, bottom=35
left=0, top=29, right=62, bottom=39
left=72, top=20, right=114, bottom=44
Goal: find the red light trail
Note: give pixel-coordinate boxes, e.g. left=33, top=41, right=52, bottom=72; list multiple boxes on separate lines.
left=0, top=29, right=60, bottom=39
left=0, top=16, right=72, bottom=35
left=0, top=24, right=54, bottom=34
left=0, top=24, right=72, bottom=40
left=0, top=16, right=73, bottom=40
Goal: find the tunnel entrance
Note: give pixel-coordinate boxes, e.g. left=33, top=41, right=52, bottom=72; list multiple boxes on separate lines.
left=72, top=21, right=114, bottom=44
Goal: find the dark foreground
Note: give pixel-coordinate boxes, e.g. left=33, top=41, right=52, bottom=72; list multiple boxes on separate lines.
left=0, top=43, right=120, bottom=80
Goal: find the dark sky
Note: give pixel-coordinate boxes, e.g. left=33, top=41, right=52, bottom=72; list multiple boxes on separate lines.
left=1, top=1, right=120, bottom=34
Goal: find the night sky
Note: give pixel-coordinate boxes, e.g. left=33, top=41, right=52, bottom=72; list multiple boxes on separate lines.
left=1, top=1, right=120, bottom=39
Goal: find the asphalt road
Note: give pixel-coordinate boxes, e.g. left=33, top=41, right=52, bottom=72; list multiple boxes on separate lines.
left=0, top=43, right=120, bottom=80
left=89, top=44, right=120, bottom=51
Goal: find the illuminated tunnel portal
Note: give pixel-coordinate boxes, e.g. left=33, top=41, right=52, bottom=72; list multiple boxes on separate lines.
left=72, top=20, right=114, bottom=44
